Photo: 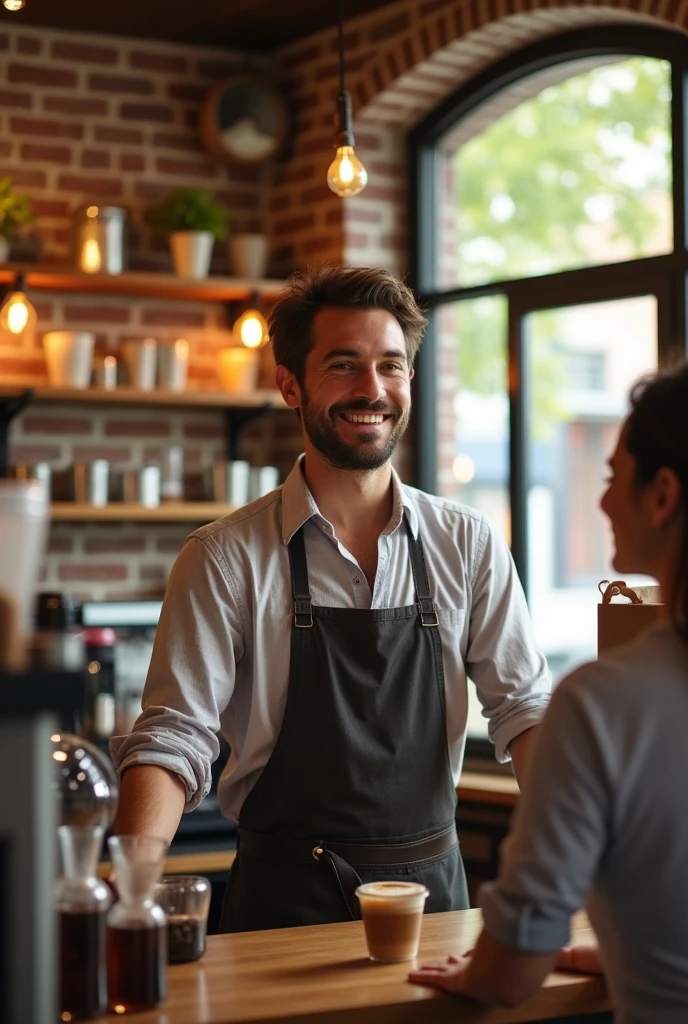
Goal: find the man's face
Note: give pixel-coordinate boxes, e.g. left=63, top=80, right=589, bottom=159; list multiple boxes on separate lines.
left=296, top=307, right=413, bottom=471
left=600, top=423, right=655, bottom=574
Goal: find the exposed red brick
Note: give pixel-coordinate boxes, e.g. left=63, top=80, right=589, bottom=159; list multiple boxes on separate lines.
left=0, top=141, right=10, bottom=158
left=0, top=33, right=8, bottom=51
left=94, top=125, right=143, bottom=144
left=369, top=12, right=410, bottom=42
left=82, top=150, right=111, bottom=169
left=52, top=41, right=118, bottom=63
left=30, top=196, right=70, bottom=216
left=120, top=103, right=174, bottom=123
left=72, top=445, right=131, bottom=462
left=183, top=109, right=199, bottom=130
left=325, top=208, right=345, bottom=226
left=139, top=565, right=168, bottom=582
left=0, top=89, right=32, bottom=108
left=295, top=92, right=320, bottom=111
left=356, top=184, right=405, bottom=203
left=296, top=135, right=333, bottom=157
left=303, top=236, right=338, bottom=255
left=226, top=165, right=258, bottom=185
left=17, top=37, right=41, bottom=55
left=0, top=167, right=46, bottom=189
left=32, top=301, right=54, bottom=319
left=281, top=43, right=322, bottom=70
left=141, top=309, right=206, bottom=327
left=8, top=64, right=77, bottom=88
left=420, top=0, right=454, bottom=12
left=22, top=416, right=93, bottom=435
left=156, top=536, right=186, bottom=553
left=10, top=116, right=83, bottom=139
left=130, top=51, right=188, bottom=74
left=270, top=195, right=291, bottom=212
left=11, top=443, right=61, bottom=462
left=274, top=164, right=316, bottom=186
left=369, top=160, right=404, bottom=177
left=47, top=535, right=74, bottom=554
left=167, top=82, right=206, bottom=103
left=63, top=304, right=130, bottom=324
left=380, top=233, right=408, bottom=249
left=315, top=62, right=340, bottom=83
left=120, top=153, right=145, bottom=172
left=59, top=564, right=128, bottom=582
left=56, top=175, right=123, bottom=198
left=215, top=189, right=258, bottom=210
left=197, top=59, right=242, bottom=80
left=156, top=157, right=217, bottom=179
left=300, top=184, right=333, bottom=204
left=437, top=13, right=449, bottom=46
left=105, top=419, right=171, bottom=437
left=274, top=213, right=315, bottom=236
left=44, top=96, right=109, bottom=117
left=346, top=233, right=370, bottom=248
left=89, top=73, right=153, bottom=95
left=182, top=422, right=224, bottom=439
left=84, top=537, right=147, bottom=554
left=328, top=30, right=361, bottom=53
left=344, top=206, right=383, bottom=224
left=151, top=132, right=204, bottom=153
left=20, top=143, right=71, bottom=164
left=133, top=180, right=170, bottom=201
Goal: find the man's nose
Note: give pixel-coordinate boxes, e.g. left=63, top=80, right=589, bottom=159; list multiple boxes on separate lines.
left=351, top=367, right=385, bottom=401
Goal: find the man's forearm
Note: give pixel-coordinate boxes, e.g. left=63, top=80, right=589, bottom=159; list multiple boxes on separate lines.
left=508, top=725, right=538, bottom=789
left=113, top=764, right=186, bottom=844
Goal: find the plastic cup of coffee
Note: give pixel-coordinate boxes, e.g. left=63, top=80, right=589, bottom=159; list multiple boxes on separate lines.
left=355, top=881, right=429, bottom=963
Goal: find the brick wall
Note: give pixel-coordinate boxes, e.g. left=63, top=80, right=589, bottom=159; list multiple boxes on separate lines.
left=3, top=0, right=683, bottom=599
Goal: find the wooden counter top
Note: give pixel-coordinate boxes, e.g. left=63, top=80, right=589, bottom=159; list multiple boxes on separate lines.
left=97, top=909, right=609, bottom=1023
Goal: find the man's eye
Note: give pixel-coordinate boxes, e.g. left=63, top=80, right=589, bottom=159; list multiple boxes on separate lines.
left=330, top=362, right=353, bottom=370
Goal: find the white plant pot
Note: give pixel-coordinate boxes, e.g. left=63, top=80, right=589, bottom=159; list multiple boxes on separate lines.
left=217, top=347, right=260, bottom=394
left=0, top=238, right=10, bottom=263
left=43, top=331, right=96, bottom=389
left=169, top=230, right=214, bottom=280
left=230, top=233, right=269, bottom=279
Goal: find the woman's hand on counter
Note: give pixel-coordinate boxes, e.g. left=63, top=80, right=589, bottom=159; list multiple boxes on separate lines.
left=556, top=943, right=604, bottom=974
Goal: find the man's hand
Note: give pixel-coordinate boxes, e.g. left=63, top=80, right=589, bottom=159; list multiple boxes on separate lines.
left=556, top=944, right=604, bottom=975
left=408, top=954, right=472, bottom=995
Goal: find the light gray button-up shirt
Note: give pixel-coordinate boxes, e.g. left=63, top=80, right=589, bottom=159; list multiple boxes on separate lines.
left=111, top=457, right=551, bottom=823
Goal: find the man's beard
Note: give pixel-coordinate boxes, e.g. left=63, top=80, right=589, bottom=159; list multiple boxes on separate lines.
left=300, top=392, right=410, bottom=470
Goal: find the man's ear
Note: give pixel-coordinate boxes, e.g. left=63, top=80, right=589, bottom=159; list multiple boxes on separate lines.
left=650, top=466, right=683, bottom=527
left=276, top=365, right=302, bottom=411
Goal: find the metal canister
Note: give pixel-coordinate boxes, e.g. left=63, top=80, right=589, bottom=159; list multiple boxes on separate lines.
left=74, top=205, right=127, bottom=275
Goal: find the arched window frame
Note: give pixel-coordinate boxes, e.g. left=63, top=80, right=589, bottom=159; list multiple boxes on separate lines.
left=410, top=25, right=688, bottom=593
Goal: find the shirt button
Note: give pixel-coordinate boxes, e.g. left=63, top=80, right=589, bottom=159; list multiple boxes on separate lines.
left=353, top=577, right=361, bottom=585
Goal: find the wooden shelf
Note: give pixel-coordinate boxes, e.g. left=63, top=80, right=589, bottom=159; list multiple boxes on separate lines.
left=0, top=384, right=287, bottom=410
left=0, top=264, right=287, bottom=302
left=50, top=501, right=234, bottom=522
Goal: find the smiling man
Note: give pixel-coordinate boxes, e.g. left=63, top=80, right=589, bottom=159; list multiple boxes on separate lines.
left=110, top=265, right=551, bottom=933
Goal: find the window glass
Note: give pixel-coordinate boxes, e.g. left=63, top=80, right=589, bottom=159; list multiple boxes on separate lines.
left=524, top=295, right=658, bottom=681
left=438, top=57, right=672, bottom=289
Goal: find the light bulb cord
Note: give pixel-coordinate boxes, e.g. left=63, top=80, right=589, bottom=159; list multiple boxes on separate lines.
left=338, top=0, right=346, bottom=97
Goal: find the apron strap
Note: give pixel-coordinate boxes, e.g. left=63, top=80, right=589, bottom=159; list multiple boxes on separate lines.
left=405, top=517, right=439, bottom=627
left=288, top=526, right=314, bottom=628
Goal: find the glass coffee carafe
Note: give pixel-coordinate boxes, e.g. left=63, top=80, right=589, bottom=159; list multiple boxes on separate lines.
left=106, top=835, right=169, bottom=1013
left=55, top=824, right=111, bottom=1020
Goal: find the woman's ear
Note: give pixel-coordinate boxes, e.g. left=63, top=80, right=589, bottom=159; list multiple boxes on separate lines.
left=276, top=365, right=302, bottom=411
left=650, top=466, right=683, bottom=527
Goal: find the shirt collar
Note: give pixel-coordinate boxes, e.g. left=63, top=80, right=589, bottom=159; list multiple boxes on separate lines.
left=280, top=455, right=419, bottom=544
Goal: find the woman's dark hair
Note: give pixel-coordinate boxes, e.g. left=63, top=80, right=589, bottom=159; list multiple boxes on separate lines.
left=268, top=264, right=428, bottom=384
left=625, top=361, right=688, bottom=636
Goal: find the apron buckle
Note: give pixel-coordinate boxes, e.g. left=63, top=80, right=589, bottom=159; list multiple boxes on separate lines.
left=419, top=598, right=439, bottom=627
left=312, top=844, right=324, bottom=861
left=294, top=595, right=313, bottom=628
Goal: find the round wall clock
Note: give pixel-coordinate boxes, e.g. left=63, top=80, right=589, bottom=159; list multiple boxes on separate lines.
left=200, top=75, right=290, bottom=165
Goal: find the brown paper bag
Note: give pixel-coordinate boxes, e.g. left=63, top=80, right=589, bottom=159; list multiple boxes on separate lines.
left=597, top=579, right=663, bottom=655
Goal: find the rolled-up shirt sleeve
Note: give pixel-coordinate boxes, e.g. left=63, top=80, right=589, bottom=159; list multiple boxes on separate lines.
left=479, top=671, right=611, bottom=951
left=110, top=534, right=244, bottom=812
left=467, top=518, right=552, bottom=761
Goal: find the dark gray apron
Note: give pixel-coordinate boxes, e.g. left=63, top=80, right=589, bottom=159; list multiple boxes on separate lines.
left=219, top=518, right=469, bottom=932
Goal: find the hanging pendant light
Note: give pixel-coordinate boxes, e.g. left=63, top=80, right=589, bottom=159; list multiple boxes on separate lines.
left=0, top=274, right=37, bottom=335
left=3, top=0, right=26, bottom=9
left=327, top=0, right=367, bottom=198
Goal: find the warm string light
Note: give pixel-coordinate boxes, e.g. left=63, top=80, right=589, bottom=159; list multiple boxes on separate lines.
left=327, top=0, right=367, bottom=198
left=0, top=274, right=37, bottom=335
left=3, top=0, right=26, bottom=10
left=233, top=308, right=268, bottom=348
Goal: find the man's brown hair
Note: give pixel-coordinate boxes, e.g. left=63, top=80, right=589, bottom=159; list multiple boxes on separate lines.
left=268, top=264, right=428, bottom=383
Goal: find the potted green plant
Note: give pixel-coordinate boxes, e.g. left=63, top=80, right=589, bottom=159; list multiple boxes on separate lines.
left=150, top=187, right=230, bottom=280
left=0, top=176, right=35, bottom=263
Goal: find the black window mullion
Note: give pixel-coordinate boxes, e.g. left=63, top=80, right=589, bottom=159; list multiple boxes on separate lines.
left=508, top=301, right=529, bottom=593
